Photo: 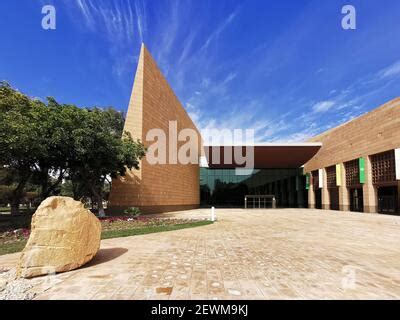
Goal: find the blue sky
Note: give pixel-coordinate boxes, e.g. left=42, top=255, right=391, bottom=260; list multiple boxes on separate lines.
left=1, top=0, right=400, bottom=142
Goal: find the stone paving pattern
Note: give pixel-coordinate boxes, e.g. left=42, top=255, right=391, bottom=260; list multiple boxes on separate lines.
left=1, top=208, right=400, bottom=299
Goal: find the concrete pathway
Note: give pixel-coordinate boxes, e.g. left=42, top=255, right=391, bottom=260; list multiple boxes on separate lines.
left=1, top=208, right=400, bottom=299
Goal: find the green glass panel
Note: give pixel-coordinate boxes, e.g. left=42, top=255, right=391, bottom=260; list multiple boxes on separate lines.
left=359, top=157, right=365, bottom=184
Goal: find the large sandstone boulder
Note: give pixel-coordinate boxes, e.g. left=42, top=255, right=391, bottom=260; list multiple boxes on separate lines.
left=17, top=196, right=101, bottom=278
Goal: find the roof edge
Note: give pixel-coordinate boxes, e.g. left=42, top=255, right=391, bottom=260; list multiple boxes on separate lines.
left=204, top=142, right=323, bottom=147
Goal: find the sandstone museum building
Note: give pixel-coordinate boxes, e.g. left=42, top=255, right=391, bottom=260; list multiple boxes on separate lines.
left=108, top=45, right=400, bottom=216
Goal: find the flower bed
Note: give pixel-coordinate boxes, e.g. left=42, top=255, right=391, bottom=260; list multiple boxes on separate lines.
left=0, top=228, right=31, bottom=255
left=0, top=228, right=31, bottom=243
left=100, top=216, right=202, bottom=231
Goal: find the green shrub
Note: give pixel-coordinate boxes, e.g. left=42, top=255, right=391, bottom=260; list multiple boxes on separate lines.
left=124, top=207, right=141, bottom=218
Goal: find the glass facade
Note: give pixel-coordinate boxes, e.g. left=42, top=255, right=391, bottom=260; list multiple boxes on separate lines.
left=200, top=168, right=308, bottom=208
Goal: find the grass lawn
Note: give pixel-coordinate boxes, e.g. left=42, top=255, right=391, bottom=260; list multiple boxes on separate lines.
left=0, top=220, right=213, bottom=256
left=0, top=240, right=27, bottom=256
left=101, top=220, right=213, bottom=239
left=0, top=207, right=34, bottom=213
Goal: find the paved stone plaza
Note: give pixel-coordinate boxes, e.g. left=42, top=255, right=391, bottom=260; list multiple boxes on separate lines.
left=1, top=208, right=400, bottom=299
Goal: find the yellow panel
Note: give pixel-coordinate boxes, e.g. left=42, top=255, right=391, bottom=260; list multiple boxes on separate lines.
left=336, top=164, right=342, bottom=186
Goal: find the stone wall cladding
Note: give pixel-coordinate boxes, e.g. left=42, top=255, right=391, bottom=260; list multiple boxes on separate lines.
left=304, top=97, right=400, bottom=213
left=304, top=98, right=400, bottom=172
left=108, top=45, right=201, bottom=214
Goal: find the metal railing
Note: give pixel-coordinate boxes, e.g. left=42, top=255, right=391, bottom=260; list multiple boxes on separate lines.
left=244, top=195, right=276, bottom=209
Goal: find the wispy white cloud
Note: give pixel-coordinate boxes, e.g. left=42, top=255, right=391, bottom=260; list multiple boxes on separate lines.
left=75, top=0, right=95, bottom=29
left=200, top=8, right=240, bottom=52
left=69, top=0, right=141, bottom=44
left=222, top=72, right=237, bottom=84
left=206, top=72, right=237, bottom=96
left=177, top=27, right=199, bottom=66
left=64, top=1, right=399, bottom=145
left=186, top=41, right=400, bottom=144
left=379, top=60, right=400, bottom=78
left=112, top=54, right=137, bottom=78
left=272, top=130, right=319, bottom=143
left=154, top=0, right=180, bottom=73
left=64, top=0, right=146, bottom=85
left=134, top=0, right=146, bottom=43
left=201, top=78, right=211, bottom=89
left=312, top=100, right=335, bottom=113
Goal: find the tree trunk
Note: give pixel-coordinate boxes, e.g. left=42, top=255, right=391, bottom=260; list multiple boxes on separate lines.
left=10, top=200, right=20, bottom=215
left=40, top=169, right=65, bottom=201
left=9, top=172, right=31, bottom=215
left=10, top=185, right=26, bottom=215
left=97, top=194, right=105, bottom=217
left=91, top=187, right=105, bottom=217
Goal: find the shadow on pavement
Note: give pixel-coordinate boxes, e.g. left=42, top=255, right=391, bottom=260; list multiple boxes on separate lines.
left=84, top=247, right=128, bottom=268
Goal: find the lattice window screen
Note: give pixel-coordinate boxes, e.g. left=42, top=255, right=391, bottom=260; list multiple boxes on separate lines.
left=345, top=159, right=359, bottom=187
left=371, top=150, right=396, bottom=184
left=326, top=166, right=337, bottom=188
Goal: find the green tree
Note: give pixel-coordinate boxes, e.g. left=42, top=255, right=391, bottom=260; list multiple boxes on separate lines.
left=0, top=82, right=146, bottom=216
left=68, top=108, right=146, bottom=216
left=0, top=82, right=46, bottom=214
left=30, top=100, right=87, bottom=201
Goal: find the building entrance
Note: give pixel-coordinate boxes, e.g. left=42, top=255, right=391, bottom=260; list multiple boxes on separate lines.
left=371, top=150, right=399, bottom=215
left=350, top=188, right=363, bottom=212
left=200, top=168, right=305, bottom=208
left=378, top=186, right=398, bottom=214
left=315, top=188, right=322, bottom=209
left=329, top=188, right=339, bottom=210
left=326, top=165, right=339, bottom=210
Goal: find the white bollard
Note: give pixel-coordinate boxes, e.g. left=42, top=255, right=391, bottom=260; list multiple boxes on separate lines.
left=211, top=206, right=216, bottom=222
